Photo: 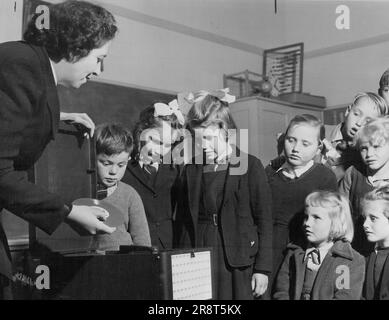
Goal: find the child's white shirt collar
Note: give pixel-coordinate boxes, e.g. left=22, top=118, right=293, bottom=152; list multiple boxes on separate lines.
left=366, top=170, right=389, bottom=188
left=106, top=184, right=118, bottom=197
left=139, top=160, right=159, bottom=171
left=304, top=242, right=334, bottom=271
left=215, top=143, right=233, bottom=164
left=277, top=160, right=314, bottom=179
left=205, top=144, right=233, bottom=172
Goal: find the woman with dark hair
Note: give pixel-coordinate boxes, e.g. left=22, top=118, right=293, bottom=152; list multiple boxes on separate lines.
left=0, top=1, right=118, bottom=299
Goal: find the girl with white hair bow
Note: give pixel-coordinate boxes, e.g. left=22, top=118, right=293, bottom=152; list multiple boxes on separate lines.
left=122, top=100, right=184, bottom=250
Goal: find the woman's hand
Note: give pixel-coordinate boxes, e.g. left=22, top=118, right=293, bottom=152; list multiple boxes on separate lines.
left=60, top=112, right=95, bottom=138
left=251, top=273, right=269, bottom=298
left=65, top=205, right=116, bottom=235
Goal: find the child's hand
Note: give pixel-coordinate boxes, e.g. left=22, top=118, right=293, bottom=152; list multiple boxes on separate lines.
left=251, top=273, right=268, bottom=297
left=60, top=112, right=95, bottom=138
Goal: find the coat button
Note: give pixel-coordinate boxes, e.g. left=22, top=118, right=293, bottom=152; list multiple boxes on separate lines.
left=153, top=194, right=157, bottom=198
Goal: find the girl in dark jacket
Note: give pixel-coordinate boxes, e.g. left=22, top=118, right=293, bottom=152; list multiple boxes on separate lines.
left=175, top=89, right=273, bottom=300
left=273, top=191, right=365, bottom=300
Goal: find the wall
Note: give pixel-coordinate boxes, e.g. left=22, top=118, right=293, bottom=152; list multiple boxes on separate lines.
left=0, top=0, right=23, bottom=43
left=93, top=0, right=272, bottom=93
left=280, top=0, right=389, bottom=106
left=3, top=0, right=389, bottom=108
left=92, top=0, right=389, bottom=106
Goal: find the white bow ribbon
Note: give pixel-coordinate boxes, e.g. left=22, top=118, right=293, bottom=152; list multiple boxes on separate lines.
left=192, top=88, right=236, bottom=104
left=154, top=100, right=185, bottom=125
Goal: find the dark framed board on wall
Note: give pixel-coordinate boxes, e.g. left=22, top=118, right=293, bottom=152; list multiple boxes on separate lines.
left=58, top=80, right=176, bottom=129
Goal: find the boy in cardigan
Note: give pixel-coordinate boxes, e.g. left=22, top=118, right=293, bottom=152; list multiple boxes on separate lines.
left=362, top=186, right=389, bottom=300
left=92, top=123, right=151, bottom=251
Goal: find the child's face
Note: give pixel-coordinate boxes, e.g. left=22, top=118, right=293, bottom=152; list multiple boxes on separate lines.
left=140, top=121, right=178, bottom=164
left=97, top=151, right=130, bottom=188
left=304, top=206, right=332, bottom=247
left=359, top=138, right=389, bottom=173
left=194, top=124, right=229, bottom=163
left=380, top=86, right=389, bottom=106
left=344, top=97, right=378, bottom=140
left=284, top=124, right=321, bottom=169
left=363, top=200, right=389, bottom=247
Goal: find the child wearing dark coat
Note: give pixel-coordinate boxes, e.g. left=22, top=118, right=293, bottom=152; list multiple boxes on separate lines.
left=273, top=191, right=365, bottom=300
left=362, top=186, right=389, bottom=300
left=122, top=100, right=184, bottom=250
left=175, top=89, right=273, bottom=300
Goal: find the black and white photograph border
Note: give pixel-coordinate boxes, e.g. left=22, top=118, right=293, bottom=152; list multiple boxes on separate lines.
left=1, top=0, right=389, bottom=309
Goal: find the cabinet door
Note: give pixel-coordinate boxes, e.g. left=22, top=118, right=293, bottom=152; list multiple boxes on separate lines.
left=258, top=108, right=289, bottom=165
left=229, top=99, right=260, bottom=158
left=0, top=0, right=23, bottom=43
left=231, top=98, right=323, bottom=165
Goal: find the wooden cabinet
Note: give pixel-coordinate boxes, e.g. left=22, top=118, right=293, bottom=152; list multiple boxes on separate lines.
left=230, top=96, right=323, bottom=166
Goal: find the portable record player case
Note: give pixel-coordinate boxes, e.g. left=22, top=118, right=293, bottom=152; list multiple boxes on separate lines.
left=20, top=246, right=214, bottom=300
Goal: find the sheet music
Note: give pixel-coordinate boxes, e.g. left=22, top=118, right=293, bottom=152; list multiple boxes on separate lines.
left=171, top=251, right=212, bottom=300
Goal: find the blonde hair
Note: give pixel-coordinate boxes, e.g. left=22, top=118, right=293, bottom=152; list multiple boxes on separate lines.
left=362, top=186, right=389, bottom=219
left=285, top=114, right=325, bottom=143
left=350, top=92, right=389, bottom=116
left=187, top=95, right=237, bottom=132
left=305, top=191, right=354, bottom=242
left=354, top=116, right=389, bottom=148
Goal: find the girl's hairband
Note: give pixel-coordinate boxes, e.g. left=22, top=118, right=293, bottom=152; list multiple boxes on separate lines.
left=154, top=99, right=185, bottom=125
left=179, top=88, right=236, bottom=106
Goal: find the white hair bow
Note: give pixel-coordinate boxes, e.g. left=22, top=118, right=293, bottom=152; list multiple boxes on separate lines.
left=154, top=99, right=185, bottom=125
left=192, top=88, right=236, bottom=104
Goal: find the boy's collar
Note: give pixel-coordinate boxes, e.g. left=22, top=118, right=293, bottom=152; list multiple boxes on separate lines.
left=277, top=160, right=314, bottom=179
left=367, top=175, right=389, bottom=188
left=97, top=182, right=118, bottom=199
